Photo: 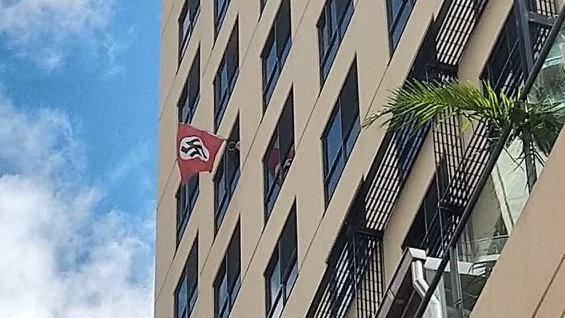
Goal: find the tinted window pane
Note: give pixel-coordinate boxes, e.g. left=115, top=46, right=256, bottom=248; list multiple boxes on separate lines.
left=176, top=274, right=188, bottom=318
left=322, top=63, right=358, bottom=203
left=265, top=206, right=297, bottom=317
left=326, top=155, right=344, bottom=198
left=391, top=3, right=411, bottom=47
left=262, top=0, right=291, bottom=107
left=269, top=257, right=281, bottom=307
left=214, top=120, right=239, bottom=230
left=270, top=297, right=284, bottom=318
left=265, top=184, right=281, bottom=213
left=182, top=14, right=191, bottom=36
left=280, top=212, right=296, bottom=265
left=265, top=42, right=277, bottom=83
left=176, top=239, right=198, bottom=318
left=214, top=224, right=240, bottom=318
left=389, top=0, right=403, bottom=24
left=324, top=108, right=343, bottom=174
left=218, top=273, right=228, bottom=313
left=216, top=169, right=226, bottom=206
left=227, top=226, right=240, bottom=289
left=215, top=23, right=238, bottom=128
left=285, top=260, right=298, bottom=294
left=388, top=0, right=415, bottom=52
left=345, top=119, right=360, bottom=157
left=318, top=0, right=353, bottom=83
left=264, top=94, right=294, bottom=217
left=338, top=2, right=353, bottom=37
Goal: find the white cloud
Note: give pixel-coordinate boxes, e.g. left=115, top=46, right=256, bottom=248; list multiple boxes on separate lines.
left=0, top=0, right=115, bottom=70
left=0, top=97, right=154, bottom=317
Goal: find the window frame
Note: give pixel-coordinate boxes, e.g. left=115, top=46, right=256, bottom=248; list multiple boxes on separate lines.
left=175, top=238, right=199, bottom=318
left=214, top=224, right=241, bottom=318
left=214, top=0, right=231, bottom=35
left=178, top=0, right=201, bottom=62
left=178, top=49, right=201, bottom=124
left=261, top=0, right=292, bottom=108
left=263, top=92, right=294, bottom=219
left=321, top=63, right=360, bottom=204
left=317, top=0, right=354, bottom=84
left=176, top=174, right=200, bottom=245
left=214, top=22, right=239, bottom=130
left=386, top=0, right=417, bottom=53
left=214, top=119, right=240, bottom=231
left=264, top=207, right=298, bottom=318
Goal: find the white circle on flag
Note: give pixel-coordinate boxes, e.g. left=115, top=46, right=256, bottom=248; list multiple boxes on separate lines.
left=179, top=136, right=210, bottom=161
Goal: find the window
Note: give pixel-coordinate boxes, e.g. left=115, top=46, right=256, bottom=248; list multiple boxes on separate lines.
left=176, top=175, right=200, bottom=244
left=261, top=0, right=292, bottom=108
left=402, top=176, right=439, bottom=252
left=322, top=63, right=360, bottom=203
left=214, top=23, right=239, bottom=129
left=481, top=9, right=522, bottom=96
left=214, top=0, right=231, bottom=34
left=265, top=207, right=297, bottom=318
left=263, top=93, right=294, bottom=218
left=179, top=0, right=201, bottom=60
left=260, top=0, right=267, bottom=12
left=387, top=0, right=417, bottom=53
left=175, top=238, right=199, bottom=318
left=214, top=119, right=240, bottom=230
left=317, top=0, right=354, bottom=83
left=214, top=224, right=241, bottom=318
left=178, top=50, right=201, bottom=124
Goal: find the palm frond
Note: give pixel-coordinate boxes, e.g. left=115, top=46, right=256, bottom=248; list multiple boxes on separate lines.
left=524, top=98, right=565, bottom=156
left=363, top=79, right=565, bottom=167
left=363, top=80, right=515, bottom=133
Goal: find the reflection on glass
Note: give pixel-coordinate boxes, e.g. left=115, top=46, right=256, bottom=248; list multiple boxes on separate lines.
left=419, top=14, right=565, bottom=318
left=527, top=18, right=565, bottom=169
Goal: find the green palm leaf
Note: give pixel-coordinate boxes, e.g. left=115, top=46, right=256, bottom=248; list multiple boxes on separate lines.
left=363, top=80, right=514, bottom=133
left=363, top=79, right=565, bottom=164
left=518, top=98, right=565, bottom=156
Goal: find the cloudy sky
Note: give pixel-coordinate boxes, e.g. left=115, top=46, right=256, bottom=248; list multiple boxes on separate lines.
left=0, top=0, right=158, bottom=317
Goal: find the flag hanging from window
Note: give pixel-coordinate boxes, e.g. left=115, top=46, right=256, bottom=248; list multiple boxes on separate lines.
left=177, top=123, right=225, bottom=183
left=266, top=148, right=295, bottom=185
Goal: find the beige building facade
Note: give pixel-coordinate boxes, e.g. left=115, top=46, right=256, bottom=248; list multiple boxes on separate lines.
left=157, top=0, right=565, bottom=317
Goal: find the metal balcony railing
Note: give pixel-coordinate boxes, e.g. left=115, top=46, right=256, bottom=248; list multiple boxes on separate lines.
left=306, top=224, right=384, bottom=318
left=413, top=3, right=565, bottom=317
left=307, top=0, right=498, bottom=315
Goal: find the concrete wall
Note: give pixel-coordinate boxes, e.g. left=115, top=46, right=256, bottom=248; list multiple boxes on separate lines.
left=471, top=127, right=565, bottom=318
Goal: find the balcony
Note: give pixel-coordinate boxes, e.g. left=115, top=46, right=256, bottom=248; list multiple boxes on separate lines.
left=402, top=3, right=565, bottom=317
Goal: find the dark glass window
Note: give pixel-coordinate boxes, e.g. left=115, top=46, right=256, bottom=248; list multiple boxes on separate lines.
left=261, top=0, right=292, bottom=108
left=214, top=0, right=231, bottom=35
left=317, top=0, right=353, bottom=83
left=263, top=93, right=294, bottom=219
left=214, top=224, right=241, bottom=318
left=387, top=0, right=417, bottom=53
left=402, top=177, right=439, bottom=252
left=214, top=23, right=239, bottom=129
left=178, top=50, right=201, bottom=124
left=260, top=0, right=267, bottom=12
left=214, top=120, right=240, bottom=230
left=176, top=175, right=200, bottom=244
left=322, top=63, right=360, bottom=204
left=175, top=238, right=199, bottom=318
left=265, top=207, right=298, bottom=318
left=178, top=0, right=201, bottom=60
left=481, top=9, right=522, bottom=96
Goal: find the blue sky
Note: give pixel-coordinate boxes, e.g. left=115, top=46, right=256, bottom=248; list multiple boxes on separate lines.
left=0, top=0, right=158, bottom=317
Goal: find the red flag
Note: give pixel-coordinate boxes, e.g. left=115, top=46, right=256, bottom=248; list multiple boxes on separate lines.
left=177, top=123, right=225, bottom=183
left=266, top=148, right=295, bottom=184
